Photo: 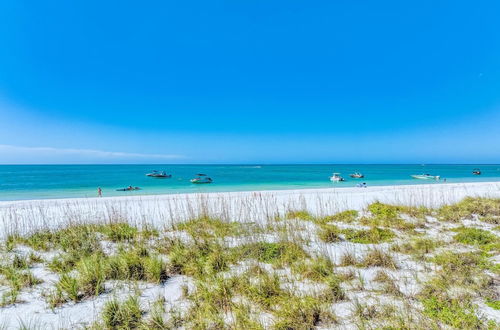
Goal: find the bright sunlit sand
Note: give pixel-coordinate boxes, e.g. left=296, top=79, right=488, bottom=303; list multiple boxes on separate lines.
left=0, top=182, right=499, bottom=328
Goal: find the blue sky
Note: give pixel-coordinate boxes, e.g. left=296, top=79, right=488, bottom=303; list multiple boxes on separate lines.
left=0, top=0, right=499, bottom=164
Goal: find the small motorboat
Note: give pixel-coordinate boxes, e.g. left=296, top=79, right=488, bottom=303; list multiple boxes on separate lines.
left=146, top=170, right=172, bottom=178
left=329, top=173, right=345, bottom=182
left=349, top=172, right=364, bottom=178
left=116, top=186, right=141, bottom=191
left=472, top=169, right=481, bottom=175
left=411, top=174, right=440, bottom=180
left=190, top=174, right=213, bottom=184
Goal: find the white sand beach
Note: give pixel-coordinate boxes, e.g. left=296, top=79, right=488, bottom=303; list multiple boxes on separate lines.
left=1, top=181, right=499, bottom=239
left=0, top=181, right=499, bottom=328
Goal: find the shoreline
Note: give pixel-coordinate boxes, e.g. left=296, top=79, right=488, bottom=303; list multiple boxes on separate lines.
left=1, top=180, right=499, bottom=206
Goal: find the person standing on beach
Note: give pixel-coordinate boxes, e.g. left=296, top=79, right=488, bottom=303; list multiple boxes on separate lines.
left=98, top=187, right=102, bottom=197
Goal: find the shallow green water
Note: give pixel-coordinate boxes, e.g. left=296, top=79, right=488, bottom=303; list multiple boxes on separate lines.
left=0, top=164, right=499, bottom=201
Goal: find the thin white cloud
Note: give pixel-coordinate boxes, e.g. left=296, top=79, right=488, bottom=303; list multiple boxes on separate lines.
left=0, top=144, right=185, bottom=163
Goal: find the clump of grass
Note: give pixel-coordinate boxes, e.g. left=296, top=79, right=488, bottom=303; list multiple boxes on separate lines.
left=318, top=224, right=343, bottom=243
left=285, top=210, right=315, bottom=221
left=452, top=227, right=499, bottom=251
left=96, top=222, right=138, bottom=242
left=232, top=303, right=265, bottom=330
left=75, top=254, right=107, bottom=297
left=320, top=210, right=358, bottom=223
left=273, top=296, right=336, bottom=329
left=430, top=251, right=496, bottom=289
left=391, top=237, right=442, bottom=260
left=183, top=275, right=241, bottom=328
left=168, top=239, right=235, bottom=277
left=101, top=296, right=143, bottom=329
left=176, top=216, right=244, bottom=238
left=362, top=202, right=416, bottom=230
left=340, top=251, right=358, bottom=266
left=373, top=270, right=402, bottom=296
left=437, top=197, right=500, bottom=222
left=291, top=256, right=336, bottom=283
left=342, top=227, right=395, bottom=244
left=486, top=299, right=500, bottom=310
left=361, top=249, right=398, bottom=269
left=420, top=295, right=482, bottom=328
left=107, top=248, right=168, bottom=283
left=243, top=271, right=286, bottom=308
left=0, top=266, right=42, bottom=306
left=239, top=241, right=308, bottom=267
left=55, top=274, right=80, bottom=303
left=319, top=276, right=346, bottom=302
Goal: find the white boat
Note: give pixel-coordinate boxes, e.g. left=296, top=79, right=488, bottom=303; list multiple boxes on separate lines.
left=330, top=173, right=345, bottom=182
left=190, top=174, right=213, bottom=184
left=411, top=174, right=440, bottom=180
left=349, top=172, right=364, bottom=178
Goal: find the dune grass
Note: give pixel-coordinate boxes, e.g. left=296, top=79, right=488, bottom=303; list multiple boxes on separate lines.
left=0, top=196, right=499, bottom=328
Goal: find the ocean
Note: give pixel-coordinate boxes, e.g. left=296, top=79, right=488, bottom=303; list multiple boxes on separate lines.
left=0, top=164, right=499, bottom=201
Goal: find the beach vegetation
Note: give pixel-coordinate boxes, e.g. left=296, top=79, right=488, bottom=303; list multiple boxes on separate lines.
left=238, top=241, right=308, bottom=266
left=318, top=224, right=343, bottom=243
left=486, top=299, right=500, bottom=310
left=391, top=237, right=442, bottom=259
left=437, top=197, right=500, bottom=222
left=320, top=210, right=358, bottom=223
left=176, top=215, right=244, bottom=238
left=101, top=296, right=143, bottom=329
left=341, top=227, right=395, bottom=244
left=360, top=248, right=398, bottom=269
left=285, top=210, right=315, bottom=222
left=452, top=227, right=499, bottom=251
left=1, top=196, right=499, bottom=328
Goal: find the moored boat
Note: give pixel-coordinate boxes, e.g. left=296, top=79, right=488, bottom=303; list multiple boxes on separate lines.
left=146, top=170, right=172, bottom=178
left=116, top=186, right=141, bottom=191
left=190, top=174, right=213, bottom=184
left=349, top=172, right=364, bottom=178
left=330, top=173, right=345, bottom=182
left=472, top=169, right=481, bottom=175
left=411, top=174, right=440, bottom=180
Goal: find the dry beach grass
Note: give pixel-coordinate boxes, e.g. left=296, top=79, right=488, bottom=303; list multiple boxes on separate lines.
left=0, top=182, right=499, bottom=329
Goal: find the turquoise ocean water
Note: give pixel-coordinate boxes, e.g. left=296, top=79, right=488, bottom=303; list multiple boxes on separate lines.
left=0, top=164, right=499, bottom=201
